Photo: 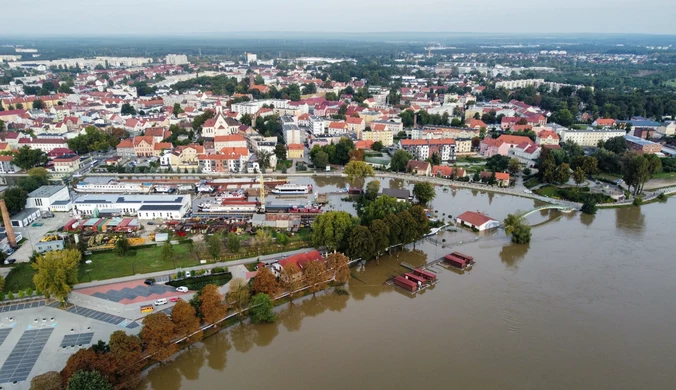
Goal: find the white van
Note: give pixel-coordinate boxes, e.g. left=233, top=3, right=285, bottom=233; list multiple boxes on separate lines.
left=154, top=298, right=168, bottom=306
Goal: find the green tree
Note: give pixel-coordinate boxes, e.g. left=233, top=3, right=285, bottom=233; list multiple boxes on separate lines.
left=207, top=234, right=222, bottom=260
left=555, top=163, right=571, bottom=184
left=412, top=182, right=436, bottom=205
left=120, top=103, right=136, bottom=115
left=311, top=211, right=356, bottom=251
left=369, top=219, right=390, bottom=259
left=347, top=225, right=375, bottom=260
left=365, top=179, right=380, bottom=201
left=12, top=145, right=48, bottom=170
left=226, top=233, right=240, bottom=253
left=360, top=195, right=410, bottom=225
left=371, top=141, right=384, bottom=152
left=390, top=149, right=412, bottom=172
left=334, top=138, right=355, bottom=165
left=0, top=120, right=5, bottom=132
left=27, top=167, right=49, bottom=183
left=161, top=242, right=174, bottom=263
left=603, top=136, right=627, bottom=154
left=274, top=143, right=287, bottom=161
left=397, top=211, right=419, bottom=245
left=172, top=103, right=183, bottom=117
left=508, top=158, right=521, bottom=175
left=250, top=293, right=276, bottom=324
left=538, top=148, right=557, bottom=183
left=115, top=237, right=130, bottom=257
left=428, top=153, right=441, bottom=166
left=552, top=108, right=574, bottom=127
left=504, top=214, right=531, bottom=244
left=254, top=75, right=265, bottom=85
left=581, top=199, right=597, bottom=215
left=486, top=154, right=510, bottom=172
left=32, top=249, right=80, bottom=303
left=276, top=233, right=289, bottom=246
left=67, top=370, right=113, bottom=390
left=2, top=187, right=28, bottom=214
left=32, top=99, right=46, bottom=110
left=311, top=150, right=329, bottom=169
left=240, top=113, right=252, bottom=126
left=573, top=166, right=586, bottom=187
left=344, top=160, right=374, bottom=188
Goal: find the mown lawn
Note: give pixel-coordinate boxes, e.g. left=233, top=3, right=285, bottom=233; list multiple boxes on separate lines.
left=3, top=263, right=36, bottom=293
left=80, top=243, right=199, bottom=282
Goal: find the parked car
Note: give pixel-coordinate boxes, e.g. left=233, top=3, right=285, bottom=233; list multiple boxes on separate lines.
left=176, top=286, right=188, bottom=293
left=147, top=221, right=155, bottom=225
left=154, top=298, right=168, bottom=306
left=169, top=297, right=180, bottom=302
left=144, top=278, right=156, bottom=286
left=185, top=271, right=191, bottom=278
left=4, top=258, right=16, bottom=265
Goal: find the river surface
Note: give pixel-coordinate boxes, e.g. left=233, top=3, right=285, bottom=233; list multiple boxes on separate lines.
left=139, top=179, right=676, bottom=390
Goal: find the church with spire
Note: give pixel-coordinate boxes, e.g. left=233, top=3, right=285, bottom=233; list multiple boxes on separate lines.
left=201, top=99, right=241, bottom=139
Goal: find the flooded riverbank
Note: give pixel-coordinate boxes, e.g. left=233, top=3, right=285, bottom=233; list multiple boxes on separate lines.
left=139, top=184, right=676, bottom=390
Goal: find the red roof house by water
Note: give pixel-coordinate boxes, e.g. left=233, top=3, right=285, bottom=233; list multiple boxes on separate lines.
left=456, top=211, right=500, bottom=231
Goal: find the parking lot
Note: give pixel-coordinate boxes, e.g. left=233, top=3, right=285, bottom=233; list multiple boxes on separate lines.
left=10, top=212, right=73, bottom=263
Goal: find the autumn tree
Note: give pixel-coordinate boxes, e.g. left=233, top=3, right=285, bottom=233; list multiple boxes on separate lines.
left=67, top=370, right=113, bottom=390
left=141, top=313, right=177, bottom=362
left=253, top=266, right=279, bottom=297
left=250, top=293, right=276, bottom=324
left=32, top=249, right=80, bottom=303
left=326, top=252, right=351, bottom=284
left=279, top=263, right=303, bottom=299
left=226, top=277, right=251, bottom=318
left=30, top=371, right=62, bottom=390
left=108, top=331, right=143, bottom=388
left=60, top=349, right=98, bottom=386
left=171, top=300, right=202, bottom=342
left=303, top=260, right=328, bottom=295
left=200, top=284, right=227, bottom=325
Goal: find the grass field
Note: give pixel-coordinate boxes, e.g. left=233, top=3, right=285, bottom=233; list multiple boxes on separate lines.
left=3, top=263, right=36, bottom=293
left=80, top=243, right=199, bottom=282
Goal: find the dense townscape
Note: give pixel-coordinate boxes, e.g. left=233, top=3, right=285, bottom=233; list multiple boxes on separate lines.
left=0, top=34, right=675, bottom=390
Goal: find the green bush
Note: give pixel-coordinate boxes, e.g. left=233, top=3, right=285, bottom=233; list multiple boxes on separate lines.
left=0, top=292, right=5, bottom=301
left=18, top=291, right=24, bottom=299
left=212, top=266, right=227, bottom=274
left=633, top=197, right=643, bottom=206
left=7, top=292, right=14, bottom=300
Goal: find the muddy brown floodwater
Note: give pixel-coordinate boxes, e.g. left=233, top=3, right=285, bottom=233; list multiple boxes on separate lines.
left=139, top=181, right=676, bottom=390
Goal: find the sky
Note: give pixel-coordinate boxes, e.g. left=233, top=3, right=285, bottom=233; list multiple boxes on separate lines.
left=2, top=0, right=676, bottom=36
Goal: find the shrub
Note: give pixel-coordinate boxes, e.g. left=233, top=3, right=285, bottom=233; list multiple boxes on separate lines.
left=25, top=288, right=33, bottom=296
left=581, top=199, right=597, bottom=215
left=0, top=292, right=4, bottom=301
left=212, top=266, right=226, bottom=274
left=633, top=197, right=643, bottom=206
left=18, top=291, right=24, bottom=299
left=657, top=193, right=668, bottom=202
left=7, top=292, right=14, bottom=300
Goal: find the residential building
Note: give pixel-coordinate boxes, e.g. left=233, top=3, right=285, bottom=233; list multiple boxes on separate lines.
left=116, top=138, right=135, bottom=157
left=633, top=127, right=656, bottom=139
left=35, top=239, right=65, bottom=254
left=625, top=135, right=662, bottom=154
left=657, top=121, right=676, bottom=136
left=283, top=124, right=302, bottom=145
left=592, top=118, right=616, bottom=127
left=480, top=171, right=511, bottom=186
left=153, top=142, right=173, bottom=157
left=480, top=135, right=534, bottom=157
left=557, top=128, right=626, bottom=147
left=165, top=54, right=188, bottom=65
left=309, top=116, right=325, bottom=135
left=53, top=155, right=81, bottom=174
left=456, top=211, right=500, bottom=231
left=73, top=194, right=192, bottom=220
left=276, top=250, right=323, bottom=283
left=432, top=165, right=466, bottom=178
left=413, top=127, right=479, bottom=140
left=327, top=121, right=348, bottom=136
left=381, top=188, right=411, bottom=202
left=400, top=138, right=456, bottom=162
left=346, top=117, right=366, bottom=134
left=454, top=139, right=472, bottom=154
left=18, top=137, right=68, bottom=153
left=133, top=136, right=154, bottom=157
left=0, top=155, right=20, bottom=173
left=406, top=160, right=431, bottom=176
left=535, top=130, right=560, bottom=146
left=25, top=185, right=71, bottom=212
left=198, top=148, right=249, bottom=173
left=214, top=134, right=247, bottom=151
left=144, top=128, right=172, bottom=144
left=371, top=120, right=403, bottom=134
left=361, top=128, right=394, bottom=146
left=202, top=101, right=240, bottom=137
left=287, top=144, right=304, bottom=160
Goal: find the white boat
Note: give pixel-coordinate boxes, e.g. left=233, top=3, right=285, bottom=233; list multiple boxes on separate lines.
left=154, top=185, right=175, bottom=193
left=197, top=184, right=214, bottom=193
left=177, top=184, right=194, bottom=191
left=217, top=190, right=246, bottom=201
left=198, top=202, right=257, bottom=213
left=271, top=184, right=312, bottom=195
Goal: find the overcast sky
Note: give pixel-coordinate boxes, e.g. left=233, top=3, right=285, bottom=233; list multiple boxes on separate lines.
left=2, top=0, right=676, bottom=36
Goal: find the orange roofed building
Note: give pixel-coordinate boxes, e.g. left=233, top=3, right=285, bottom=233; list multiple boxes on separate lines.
left=198, top=147, right=249, bottom=173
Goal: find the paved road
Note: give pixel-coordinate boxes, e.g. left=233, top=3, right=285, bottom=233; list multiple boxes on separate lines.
left=73, top=247, right=311, bottom=289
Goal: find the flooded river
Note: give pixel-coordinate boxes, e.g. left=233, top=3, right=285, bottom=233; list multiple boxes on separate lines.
left=140, top=179, right=676, bottom=390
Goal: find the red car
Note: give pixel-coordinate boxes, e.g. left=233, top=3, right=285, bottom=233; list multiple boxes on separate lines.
left=169, top=297, right=181, bottom=302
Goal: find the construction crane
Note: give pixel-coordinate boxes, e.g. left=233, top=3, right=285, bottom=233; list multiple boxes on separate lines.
left=258, top=170, right=266, bottom=213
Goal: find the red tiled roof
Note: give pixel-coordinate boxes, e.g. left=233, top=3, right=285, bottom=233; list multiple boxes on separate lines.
left=456, top=211, right=497, bottom=226
left=214, top=134, right=246, bottom=143
left=153, top=142, right=173, bottom=151
left=497, top=135, right=533, bottom=146
left=278, top=250, right=323, bottom=270
left=287, top=144, right=304, bottom=150
left=480, top=171, right=510, bottom=181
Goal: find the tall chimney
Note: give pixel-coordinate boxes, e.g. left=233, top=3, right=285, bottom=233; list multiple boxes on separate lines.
left=249, top=74, right=255, bottom=89
left=0, top=200, right=16, bottom=248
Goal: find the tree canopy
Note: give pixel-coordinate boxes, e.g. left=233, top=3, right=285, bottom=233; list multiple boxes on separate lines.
left=412, top=182, right=436, bottom=205
left=311, top=211, right=357, bottom=251
left=12, top=146, right=48, bottom=171
left=32, top=249, right=80, bottom=302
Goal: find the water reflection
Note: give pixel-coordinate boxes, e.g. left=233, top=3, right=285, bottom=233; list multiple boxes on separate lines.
left=177, top=347, right=204, bottom=380
left=615, top=206, right=645, bottom=236
left=499, top=242, right=530, bottom=268
left=487, top=191, right=495, bottom=204
left=230, top=322, right=256, bottom=353
left=253, top=322, right=279, bottom=347
left=205, top=332, right=231, bottom=371
left=280, top=303, right=304, bottom=332
left=388, top=178, right=405, bottom=190
left=148, top=361, right=182, bottom=390
left=580, top=213, right=595, bottom=226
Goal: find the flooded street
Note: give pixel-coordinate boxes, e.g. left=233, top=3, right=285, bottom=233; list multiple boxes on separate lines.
left=140, top=182, right=676, bottom=390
